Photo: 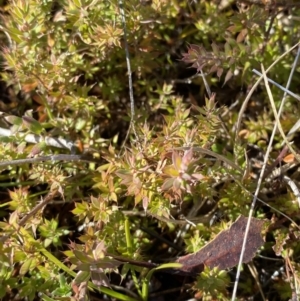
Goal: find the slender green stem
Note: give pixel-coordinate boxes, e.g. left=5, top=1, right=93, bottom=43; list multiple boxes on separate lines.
left=124, top=217, right=133, bottom=256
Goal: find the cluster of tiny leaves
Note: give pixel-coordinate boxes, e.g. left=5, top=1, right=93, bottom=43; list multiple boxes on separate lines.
left=0, top=0, right=299, bottom=300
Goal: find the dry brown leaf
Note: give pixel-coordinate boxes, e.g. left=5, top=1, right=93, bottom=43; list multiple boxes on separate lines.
left=177, top=215, right=265, bottom=276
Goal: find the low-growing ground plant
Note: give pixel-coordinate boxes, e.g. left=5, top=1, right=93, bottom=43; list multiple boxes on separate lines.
left=0, top=0, right=300, bottom=300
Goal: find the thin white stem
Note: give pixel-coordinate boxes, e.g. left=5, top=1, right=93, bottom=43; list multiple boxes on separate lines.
left=231, top=45, right=300, bottom=301
left=234, top=42, right=299, bottom=143
left=252, top=69, right=300, bottom=101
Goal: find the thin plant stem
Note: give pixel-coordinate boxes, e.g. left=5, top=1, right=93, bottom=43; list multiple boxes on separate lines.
left=235, top=42, right=299, bottom=144
left=231, top=45, right=300, bottom=301
left=0, top=154, right=101, bottom=168
left=118, top=0, right=140, bottom=151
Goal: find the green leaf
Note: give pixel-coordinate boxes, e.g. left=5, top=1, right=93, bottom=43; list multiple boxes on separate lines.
left=22, top=116, right=44, bottom=134
left=40, top=293, right=57, bottom=301
left=72, top=202, right=88, bottom=215
left=162, top=165, right=178, bottom=177
left=19, top=257, right=35, bottom=275
left=74, top=270, right=91, bottom=284
left=5, top=115, right=23, bottom=126
left=72, top=0, right=82, bottom=9
left=73, top=250, right=93, bottom=263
